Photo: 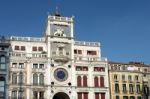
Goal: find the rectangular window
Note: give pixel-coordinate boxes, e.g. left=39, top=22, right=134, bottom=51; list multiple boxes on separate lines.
left=74, top=49, right=77, bottom=54
left=33, top=91, right=38, bottom=99
left=78, top=50, right=82, bottom=54
left=12, top=90, right=17, bottom=98
left=19, top=63, right=24, bottom=68
left=136, top=85, right=140, bottom=93
left=39, top=91, right=44, bottom=99
left=94, top=67, right=98, bottom=71
left=32, top=47, right=37, bottom=51
left=39, top=64, right=44, bottom=69
left=38, top=47, right=43, bottom=51
left=114, top=74, right=118, bottom=81
left=123, top=96, right=128, bottom=99
left=74, top=49, right=82, bottom=54
left=101, top=93, right=105, bottom=99
left=123, top=84, right=127, bottom=93
left=116, top=96, right=120, bottom=99
left=84, top=93, right=88, bottom=99
left=130, top=96, right=135, bottom=99
left=95, top=93, right=99, bottom=99
left=129, top=84, right=134, bottom=93
left=87, top=50, right=97, bottom=55
left=15, top=46, right=19, bottom=50
left=92, top=51, right=97, bottom=55
left=137, top=96, right=141, bottom=99
left=135, top=75, right=139, bottom=81
left=0, top=56, right=5, bottom=63
left=21, top=46, right=25, bottom=51
left=128, top=75, right=132, bottom=82
left=122, top=75, right=125, bottom=81
left=83, top=67, right=88, bottom=71
left=77, top=92, right=82, bottom=99
left=76, top=66, right=88, bottom=71
left=12, top=73, right=17, bottom=84
left=115, top=83, right=119, bottom=93
left=18, top=90, right=24, bottom=99
left=33, top=64, right=38, bottom=69
left=0, top=64, right=6, bottom=70
left=12, top=63, right=17, bottom=68
left=144, top=69, right=147, bottom=72
left=100, top=67, right=105, bottom=72
left=143, top=85, right=149, bottom=95
left=76, top=66, right=82, bottom=71
left=94, top=67, right=105, bottom=72
left=0, top=81, right=5, bottom=92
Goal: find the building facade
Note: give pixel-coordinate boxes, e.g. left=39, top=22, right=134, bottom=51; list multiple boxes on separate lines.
left=0, top=36, right=10, bottom=99
left=5, top=13, right=110, bottom=99
left=108, top=61, right=150, bottom=99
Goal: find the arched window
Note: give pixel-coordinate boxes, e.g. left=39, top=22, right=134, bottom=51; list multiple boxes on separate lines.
left=83, top=76, right=87, bottom=87
left=12, top=73, right=17, bottom=84
left=100, top=76, right=104, bottom=87
left=94, top=76, right=99, bottom=87
left=18, top=72, right=23, bottom=84
left=39, top=74, right=44, bottom=85
left=33, top=73, right=38, bottom=85
left=77, top=76, right=81, bottom=87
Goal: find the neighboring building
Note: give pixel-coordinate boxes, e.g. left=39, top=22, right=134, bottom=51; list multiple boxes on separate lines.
left=0, top=36, right=10, bottom=99
left=108, top=61, right=150, bottom=99
left=6, top=12, right=110, bottom=99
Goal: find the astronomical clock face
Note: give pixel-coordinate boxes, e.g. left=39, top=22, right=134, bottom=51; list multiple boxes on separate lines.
left=54, top=68, right=68, bottom=82
left=50, top=24, right=71, bottom=37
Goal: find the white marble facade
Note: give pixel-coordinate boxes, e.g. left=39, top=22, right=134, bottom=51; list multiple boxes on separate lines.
left=7, top=13, right=110, bottom=99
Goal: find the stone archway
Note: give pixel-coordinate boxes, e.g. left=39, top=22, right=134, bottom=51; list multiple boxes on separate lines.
left=53, top=92, right=70, bottom=99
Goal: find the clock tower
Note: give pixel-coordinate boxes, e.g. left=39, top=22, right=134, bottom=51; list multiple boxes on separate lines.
left=44, top=11, right=74, bottom=99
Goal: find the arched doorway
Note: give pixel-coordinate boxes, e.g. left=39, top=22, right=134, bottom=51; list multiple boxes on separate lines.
left=53, top=92, right=70, bottom=99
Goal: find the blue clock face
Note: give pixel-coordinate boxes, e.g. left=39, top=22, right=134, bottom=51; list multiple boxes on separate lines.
left=57, top=71, right=65, bottom=79
left=54, top=68, right=68, bottom=82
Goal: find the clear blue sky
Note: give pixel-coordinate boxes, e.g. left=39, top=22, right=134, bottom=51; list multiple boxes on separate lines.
left=0, top=0, right=150, bottom=65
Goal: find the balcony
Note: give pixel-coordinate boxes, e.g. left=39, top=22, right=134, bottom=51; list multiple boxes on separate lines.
left=122, top=80, right=127, bottom=83
left=122, top=90, right=128, bottom=94
left=32, top=69, right=45, bottom=73
left=128, top=80, right=133, bottom=83
left=74, top=57, right=107, bottom=62
left=10, top=52, right=26, bottom=57
left=32, top=53, right=47, bottom=58
left=10, top=36, right=45, bottom=42
left=114, top=79, right=119, bottom=82
left=9, top=97, right=25, bottom=99
left=10, top=52, right=47, bottom=58
left=48, top=15, right=73, bottom=22
left=129, top=91, right=134, bottom=94
left=75, top=41, right=100, bottom=47
left=115, top=90, right=120, bottom=93
left=51, top=51, right=70, bottom=63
